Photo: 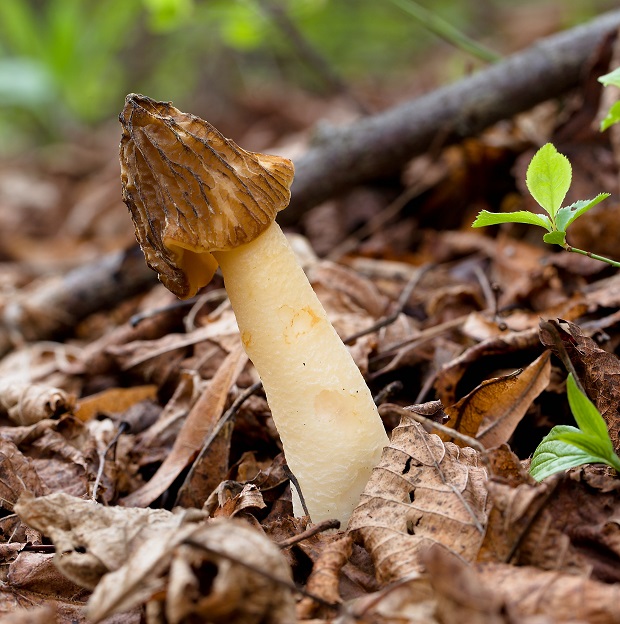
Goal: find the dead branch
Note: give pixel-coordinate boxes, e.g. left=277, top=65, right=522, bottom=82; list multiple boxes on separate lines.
left=284, top=9, right=620, bottom=222
left=0, top=246, right=157, bottom=354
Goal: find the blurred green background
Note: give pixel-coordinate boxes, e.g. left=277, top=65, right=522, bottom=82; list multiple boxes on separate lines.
left=0, top=0, right=614, bottom=153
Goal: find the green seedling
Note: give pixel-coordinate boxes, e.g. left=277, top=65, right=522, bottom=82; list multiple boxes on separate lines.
left=472, top=143, right=618, bottom=268
left=598, top=67, right=620, bottom=131
left=530, top=374, right=620, bottom=481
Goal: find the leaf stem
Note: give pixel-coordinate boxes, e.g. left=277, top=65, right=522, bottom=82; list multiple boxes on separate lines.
left=564, top=245, right=620, bottom=268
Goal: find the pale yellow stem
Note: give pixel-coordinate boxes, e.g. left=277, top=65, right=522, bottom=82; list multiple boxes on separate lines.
left=214, top=222, right=388, bottom=524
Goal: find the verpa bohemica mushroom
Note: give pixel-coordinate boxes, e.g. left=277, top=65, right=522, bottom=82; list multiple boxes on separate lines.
left=119, top=94, right=389, bottom=524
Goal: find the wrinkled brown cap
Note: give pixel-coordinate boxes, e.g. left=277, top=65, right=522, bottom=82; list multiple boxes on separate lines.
left=119, top=93, right=295, bottom=299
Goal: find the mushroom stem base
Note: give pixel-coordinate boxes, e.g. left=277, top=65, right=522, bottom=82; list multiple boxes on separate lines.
left=214, top=222, right=388, bottom=525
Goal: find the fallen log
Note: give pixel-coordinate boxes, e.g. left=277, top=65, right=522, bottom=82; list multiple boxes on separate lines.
left=285, top=9, right=620, bottom=222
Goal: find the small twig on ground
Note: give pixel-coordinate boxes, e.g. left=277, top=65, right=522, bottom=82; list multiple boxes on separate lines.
left=283, top=464, right=310, bottom=518
left=179, top=381, right=263, bottom=501
left=286, top=9, right=620, bottom=221
left=92, top=422, right=129, bottom=503
left=344, top=265, right=433, bottom=346
left=276, top=519, right=341, bottom=548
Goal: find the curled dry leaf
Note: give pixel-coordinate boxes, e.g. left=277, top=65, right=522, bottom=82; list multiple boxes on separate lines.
left=297, top=534, right=353, bottom=620
left=348, top=413, right=489, bottom=585
left=434, top=327, right=540, bottom=406
left=163, top=520, right=296, bottom=624
left=0, top=380, right=75, bottom=426
left=14, top=492, right=201, bottom=591
left=442, top=351, right=551, bottom=448
left=478, top=561, right=620, bottom=623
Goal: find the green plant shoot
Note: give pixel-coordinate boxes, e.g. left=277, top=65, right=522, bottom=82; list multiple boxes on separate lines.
left=598, top=67, right=620, bottom=131
left=472, top=143, right=618, bottom=267
left=530, top=374, right=620, bottom=481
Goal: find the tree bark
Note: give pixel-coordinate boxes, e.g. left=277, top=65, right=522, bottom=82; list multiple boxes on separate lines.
left=284, top=9, right=620, bottom=223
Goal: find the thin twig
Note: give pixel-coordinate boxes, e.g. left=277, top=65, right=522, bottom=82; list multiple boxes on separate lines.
left=565, top=244, right=620, bottom=268
left=344, top=265, right=432, bottom=346
left=92, top=422, right=129, bottom=502
left=130, top=297, right=199, bottom=327
left=276, top=518, right=341, bottom=548
left=283, top=465, right=310, bottom=518
left=179, top=381, right=263, bottom=500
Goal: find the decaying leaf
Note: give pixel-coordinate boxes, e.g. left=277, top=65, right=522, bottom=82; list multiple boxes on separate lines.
left=0, top=380, right=75, bottom=426
left=297, top=534, right=353, bottom=620
left=480, top=468, right=620, bottom=582
left=434, top=327, right=541, bottom=406
left=162, top=520, right=295, bottom=624
left=14, top=492, right=198, bottom=590
left=120, top=345, right=247, bottom=507
left=74, top=385, right=157, bottom=422
left=348, top=413, right=489, bottom=584
left=443, top=351, right=551, bottom=447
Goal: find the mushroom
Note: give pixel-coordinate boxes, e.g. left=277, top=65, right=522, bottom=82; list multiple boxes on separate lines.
left=119, top=94, right=389, bottom=524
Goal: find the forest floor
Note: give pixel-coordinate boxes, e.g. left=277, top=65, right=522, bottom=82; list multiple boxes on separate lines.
left=1, top=9, right=620, bottom=624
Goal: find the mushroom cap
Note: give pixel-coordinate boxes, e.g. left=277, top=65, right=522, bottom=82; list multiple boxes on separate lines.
left=119, top=93, right=295, bottom=299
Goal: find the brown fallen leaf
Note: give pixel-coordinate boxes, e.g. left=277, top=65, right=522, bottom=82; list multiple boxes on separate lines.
left=74, top=385, right=157, bottom=422
left=0, top=439, right=47, bottom=511
left=297, top=534, right=353, bottom=620
left=14, top=492, right=201, bottom=591
left=443, top=351, right=551, bottom=448
left=434, top=327, right=541, bottom=407
left=348, top=412, right=489, bottom=584
left=423, top=546, right=505, bottom=624
left=0, top=416, right=92, bottom=498
left=480, top=469, right=620, bottom=582
left=120, top=345, right=247, bottom=507
left=0, top=380, right=75, bottom=426
left=478, top=561, right=620, bottom=623
left=540, top=318, right=620, bottom=452
left=212, top=482, right=266, bottom=518
left=175, top=419, right=234, bottom=509
left=0, top=606, right=57, bottom=624
left=85, top=517, right=295, bottom=624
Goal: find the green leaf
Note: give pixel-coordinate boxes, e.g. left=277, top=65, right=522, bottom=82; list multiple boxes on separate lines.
left=566, top=374, right=611, bottom=440
left=553, top=430, right=613, bottom=462
left=526, top=143, right=571, bottom=220
left=555, top=194, right=610, bottom=232
left=530, top=427, right=595, bottom=481
left=598, top=67, right=620, bottom=88
left=600, top=101, right=620, bottom=132
left=471, top=210, right=552, bottom=230
left=543, top=231, right=566, bottom=246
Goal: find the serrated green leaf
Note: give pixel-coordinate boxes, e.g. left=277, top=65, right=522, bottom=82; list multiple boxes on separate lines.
left=526, top=143, right=571, bottom=219
left=530, top=432, right=595, bottom=481
left=555, top=194, right=610, bottom=231
left=600, top=101, right=620, bottom=132
left=566, top=374, right=611, bottom=440
left=598, top=67, right=620, bottom=88
left=471, top=210, right=552, bottom=230
left=543, top=231, right=566, bottom=246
